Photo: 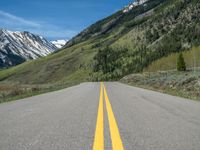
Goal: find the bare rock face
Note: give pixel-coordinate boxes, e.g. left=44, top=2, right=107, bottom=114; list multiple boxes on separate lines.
left=0, top=29, right=57, bottom=68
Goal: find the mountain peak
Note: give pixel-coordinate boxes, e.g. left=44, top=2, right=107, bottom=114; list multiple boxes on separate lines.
left=0, top=29, right=57, bottom=68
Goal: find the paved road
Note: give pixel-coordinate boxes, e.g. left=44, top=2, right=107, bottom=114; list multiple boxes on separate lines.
left=0, top=82, right=200, bottom=150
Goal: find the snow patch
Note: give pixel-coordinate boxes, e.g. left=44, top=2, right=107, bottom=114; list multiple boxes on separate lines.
left=0, top=29, right=58, bottom=67
left=123, top=0, right=149, bottom=13
left=51, top=39, right=68, bottom=49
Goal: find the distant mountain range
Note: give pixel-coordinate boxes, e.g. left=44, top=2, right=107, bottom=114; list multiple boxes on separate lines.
left=51, top=40, right=68, bottom=49
left=0, top=29, right=57, bottom=68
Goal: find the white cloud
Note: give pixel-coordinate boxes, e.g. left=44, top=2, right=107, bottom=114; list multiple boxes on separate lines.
left=0, top=10, right=41, bottom=28
left=0, top=10, right=77, bottom=40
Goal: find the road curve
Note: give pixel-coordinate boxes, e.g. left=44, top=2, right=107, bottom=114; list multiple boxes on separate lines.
left=0, top=82, right=200, bottom=150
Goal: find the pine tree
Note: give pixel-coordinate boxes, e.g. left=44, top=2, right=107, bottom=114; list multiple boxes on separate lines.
left=177, top=53, right=186, bottom=71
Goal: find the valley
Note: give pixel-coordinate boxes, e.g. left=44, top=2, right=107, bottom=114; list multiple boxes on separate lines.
left=0, top=0, right=200, bottom=102
left=1, top=0, right=200, bottom=149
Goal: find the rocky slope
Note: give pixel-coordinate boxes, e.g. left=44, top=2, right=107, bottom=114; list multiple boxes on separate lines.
left=0, top=29, right=57, bottom=68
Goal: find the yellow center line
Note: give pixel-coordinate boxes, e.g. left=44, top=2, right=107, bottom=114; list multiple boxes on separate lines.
left=93, top=83, right=124, bottom=150
left=93, top=82, right=104, bottom=150
left=103, top=83, right=124, bottom=150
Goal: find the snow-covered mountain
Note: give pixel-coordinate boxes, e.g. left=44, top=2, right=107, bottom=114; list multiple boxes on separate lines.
left=123, top=0, right=149, bottom=13
left=51, top=40, right=68, bottom=49
left=0, top=29, right=57, bottom=68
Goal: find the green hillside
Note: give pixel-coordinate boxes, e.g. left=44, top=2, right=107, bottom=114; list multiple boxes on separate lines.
left=93, top=0, right=200, bottom=79
left=0, top=0, right=200, bottom=85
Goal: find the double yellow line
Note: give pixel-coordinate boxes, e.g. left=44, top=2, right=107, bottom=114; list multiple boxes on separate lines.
left=93, top=83, right=124, bottom=150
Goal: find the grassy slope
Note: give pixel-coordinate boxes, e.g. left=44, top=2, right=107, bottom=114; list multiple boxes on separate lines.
left=0, top=40, right=95, bottom=84
left=145, top=47, right=200, bottom=72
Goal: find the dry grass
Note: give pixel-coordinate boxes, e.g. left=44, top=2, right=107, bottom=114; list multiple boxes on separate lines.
left=145, top=47, right=200, bottom=72
left=0, top=84, right=42, bottom=102
left=121, top=69, right=200, bottom=101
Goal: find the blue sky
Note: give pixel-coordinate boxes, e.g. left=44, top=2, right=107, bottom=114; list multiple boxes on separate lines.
left=0, top=0, right=132, bottom=40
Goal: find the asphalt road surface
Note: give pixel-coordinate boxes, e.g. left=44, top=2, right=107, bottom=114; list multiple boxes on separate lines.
left=0, top=82, right=200, bottom=150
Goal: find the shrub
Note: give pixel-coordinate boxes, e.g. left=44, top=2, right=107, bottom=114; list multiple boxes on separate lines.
left=177, top=53, right=186, bottom=71
left=10, top=88, right=24, bottom=96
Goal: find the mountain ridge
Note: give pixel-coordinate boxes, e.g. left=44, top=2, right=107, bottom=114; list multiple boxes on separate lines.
left=0, top=29, right=57, bottom=68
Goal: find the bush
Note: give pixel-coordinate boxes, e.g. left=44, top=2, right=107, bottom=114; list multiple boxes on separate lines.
left=10, top=88, right=24, bottom=96
left=177, top=53, right=186, bottom=71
